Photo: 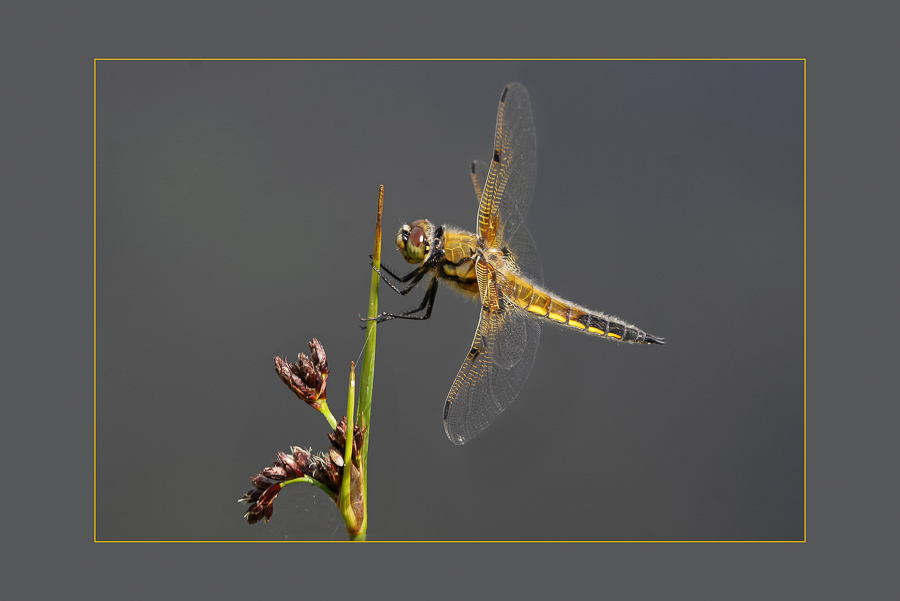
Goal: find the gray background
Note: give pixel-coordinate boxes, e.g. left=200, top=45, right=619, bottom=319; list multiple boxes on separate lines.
left=96, top=60, right=803, bottom=542
left=8, top=0, right=894, bottom=593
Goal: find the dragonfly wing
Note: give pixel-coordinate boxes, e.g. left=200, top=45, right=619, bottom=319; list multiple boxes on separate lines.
left=471, top=159, right=490, bottom=203
left=443, top=261, right=540, bottom=445
left=477, top=83, right=537, bottom=247
left=503, top=222, right=543, bottom=287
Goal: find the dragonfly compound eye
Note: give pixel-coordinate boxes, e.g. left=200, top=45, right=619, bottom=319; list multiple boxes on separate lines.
left=401, top=226, right=428, bottom=263
left=409, top=227, right=425, bottom=248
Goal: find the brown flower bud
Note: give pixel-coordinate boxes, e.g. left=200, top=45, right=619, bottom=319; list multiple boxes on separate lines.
left=320, top=457, right=341, bottom=493
left=245, top=503, right=266, bottom=525
left=309, top=338, right=328, bottom=373
left=328, top=417, right=365, bottom=466
left=329, top=446, right=345, bottom=468
left=274, top=339, right=331, bottom=407
left=261, top=466, right=288, bottom=480
left=275, top=356, right=318, bottom=401
left=251, top=474, right=278, bottom=489
left=276, top=451, right=304, bottom=479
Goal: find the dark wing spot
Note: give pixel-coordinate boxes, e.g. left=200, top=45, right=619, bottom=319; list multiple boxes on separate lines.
left=501, top=86, right=509, bottom=102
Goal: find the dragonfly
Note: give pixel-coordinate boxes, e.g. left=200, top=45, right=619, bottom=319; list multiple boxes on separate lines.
left=369, top=83, right=665, bottom=445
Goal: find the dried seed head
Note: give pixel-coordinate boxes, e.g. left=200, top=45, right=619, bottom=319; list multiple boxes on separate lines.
left=251, top=474, right=278, bottom=489
left=261, top=466, right=288, bottom=480
left=274, top=340, right=330, bottom=407
left=239, top=480, right=284, bottom=524
left=310, top=338, right=328, bottom=371
left=328, top=416, right=365, bottom=466
left=276, top=451, right=306, bottom=479
left=329, top=446, right=344, bottom=468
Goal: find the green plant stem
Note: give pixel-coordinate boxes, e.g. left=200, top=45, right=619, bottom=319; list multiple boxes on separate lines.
left=339, top=363, right=358, bottom=535
left=282, top=476, right=337, bottom=501
left=343, top=363, right=356, bottom=482
left=358, top=185, right=383, bottom=500
left=317, top=400, right=338, bottom=430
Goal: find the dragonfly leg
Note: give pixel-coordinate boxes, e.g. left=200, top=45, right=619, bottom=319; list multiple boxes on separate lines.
left=363, top=277, right=439, bottom=324
left=377, top=261, right=409, bottom=281
left=374, top=257, right=428, bottom=284
left=372, top=263, right=429, bottom=295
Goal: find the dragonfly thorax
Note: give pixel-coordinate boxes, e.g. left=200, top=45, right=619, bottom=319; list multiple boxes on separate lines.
left=480, top=245, right=505, bottom=266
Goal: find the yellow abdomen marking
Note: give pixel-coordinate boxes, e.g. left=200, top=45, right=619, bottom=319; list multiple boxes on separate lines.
left=547, top=299, right=570, bottom=323
left=566, top=307, right=588, bottom=330
left=498, top=270, right=642, bottom=343
left=525, top=290, right=551, bottom=317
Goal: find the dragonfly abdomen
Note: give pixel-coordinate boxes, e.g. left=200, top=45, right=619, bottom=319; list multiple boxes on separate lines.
left=505, top=277, right=665, bottom=345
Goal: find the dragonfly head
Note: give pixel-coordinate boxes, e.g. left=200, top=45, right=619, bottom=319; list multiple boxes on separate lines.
left=396, top=219, right=432, bottom=264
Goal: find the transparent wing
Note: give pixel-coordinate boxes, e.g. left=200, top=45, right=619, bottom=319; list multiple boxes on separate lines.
left=443, top=259, right=540, bottom=445
left=444, top=85, right=542, bottom=444
left=503, top=223, right=543, bottom=287
left=477, top=83, right=537, bottom=248
left=471, top=159, right=489, bottom=203
left=471, top=143, right=542, bottom=285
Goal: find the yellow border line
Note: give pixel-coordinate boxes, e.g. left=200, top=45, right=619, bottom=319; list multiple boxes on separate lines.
left=93, top=58, right=98, bottom=543
left=93, top=57, right=807, bottom=544
left=97, top=540, right=805, bottom=543
left=94, top=57, right=805, bottom=61
left=803, top=58, right=807, bottom=543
